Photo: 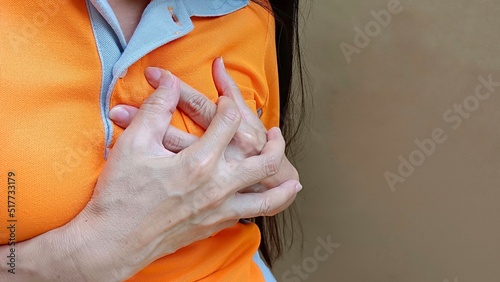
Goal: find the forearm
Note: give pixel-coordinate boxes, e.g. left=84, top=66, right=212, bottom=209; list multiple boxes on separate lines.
left=0, top=224, right=87, bottom=281
left=0, top=212, right=124, bottom=282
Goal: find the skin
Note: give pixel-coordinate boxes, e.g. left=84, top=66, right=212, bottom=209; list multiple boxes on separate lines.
left=111, top=58, right=300, bottom=192
left=105, top=0, right=299, bottom=189
left=107, top=0, right=150, bottom=42
left=0, top=3, right=300, bottom=280
left=0, top=62, right=300, bottom=281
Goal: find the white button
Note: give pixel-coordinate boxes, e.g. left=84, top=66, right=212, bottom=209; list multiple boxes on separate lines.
left=118, top=68, right=128, bottom=79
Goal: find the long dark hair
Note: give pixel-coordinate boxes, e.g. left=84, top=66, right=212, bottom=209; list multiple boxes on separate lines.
left=251, top=0, right=306, bottom=268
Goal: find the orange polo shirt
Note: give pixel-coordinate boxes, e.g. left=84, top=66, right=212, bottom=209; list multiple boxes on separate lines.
left=0, top=0, right=279, bottom=280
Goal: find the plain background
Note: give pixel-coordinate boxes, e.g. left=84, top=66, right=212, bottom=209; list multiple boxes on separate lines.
left=272, top=0, right=500, bottom=281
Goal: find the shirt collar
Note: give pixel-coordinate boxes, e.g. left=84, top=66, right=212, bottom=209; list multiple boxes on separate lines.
left=182, top=0, right=249, bottom=17
left=90, top=0, right=249, bottom=49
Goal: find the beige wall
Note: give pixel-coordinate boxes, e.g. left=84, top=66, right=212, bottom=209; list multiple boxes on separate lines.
left=272, top=0, right=500, bottom=281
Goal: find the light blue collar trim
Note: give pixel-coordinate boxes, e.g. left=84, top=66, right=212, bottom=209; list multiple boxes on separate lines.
left=183, top=0, right=249, bottom=17
left=89, top=0, right=128, bottom=49
left=112, top=0, right=194, bottom=78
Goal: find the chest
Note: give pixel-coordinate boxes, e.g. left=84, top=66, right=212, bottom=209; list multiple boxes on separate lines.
left=107, top=0, right=150, bottom=42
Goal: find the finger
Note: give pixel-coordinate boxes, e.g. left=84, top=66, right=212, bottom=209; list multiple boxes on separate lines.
left=230, top=127, right=286, bottom=189
left=109, top=105, right=139, bottom=128
left=212, top=57, right=265, bottom=129
left=232, top=179, right=301, bottom=218
left=259, top=156, right=300, bottom=189
left=184, top=96, right=241, bottom=159
left=239, top=183, right=268, bottom=193
left=230, top=125, right=267, bottom=157
left=240, top=157, right=300, bottom=193
left=177, top=81, right=216, bottom=129
left=125, top=71, right=180, bottom=144
left=110, top=103, right=199, bottom=152
left=163, top=126, right=199, bottom=153
left=144, top=67, right=166, bottom=88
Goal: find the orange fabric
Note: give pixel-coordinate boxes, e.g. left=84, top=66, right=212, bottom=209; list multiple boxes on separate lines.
left=0, top=1, right=279, bottom=281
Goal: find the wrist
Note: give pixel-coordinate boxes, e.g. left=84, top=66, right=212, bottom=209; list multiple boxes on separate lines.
left=0, top=223, right=91, bottom=282
left=64, top=208, right=127, bottom=282
left=70, top=203, right=162, bottom=282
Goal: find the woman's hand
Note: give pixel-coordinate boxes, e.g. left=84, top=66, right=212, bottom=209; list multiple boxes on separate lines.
left=78, top=71, right=301, bottom=281
left=110, top=58, right=300, bottom=193
left=0, top=71, right=300, bottom=282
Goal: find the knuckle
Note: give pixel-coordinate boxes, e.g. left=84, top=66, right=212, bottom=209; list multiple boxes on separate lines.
left=183, top=152, right=201, bottom=169
left=221, top=108, right=241, bottom=124
left=264, top=154, right=280, bottom=177
left=184, top=154, right=212, bottom=179
left=203, top=182, right=223, bottom=204
left=116, top=132, right=145, bottom=152
left=142, top=93, right=168, bottom=115
left=191, top=195, right=210, bottom=216
left=188, top=192, right=218, bottom=220
left=215, top=171, right=231, bottom=192
left=258, top=197, right=272, bottom=216
left=236, top=130, right=255, bottom=145
left=235, top=131, right=264, bottom=156
left=185, top=93, right=208, bottom=116
left=164, top=134, right=182, bottom=151
left=191, top=163, right=209, bottom=180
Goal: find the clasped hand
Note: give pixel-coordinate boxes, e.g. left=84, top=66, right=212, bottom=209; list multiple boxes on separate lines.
left=77, top=58, right=301, bottom=281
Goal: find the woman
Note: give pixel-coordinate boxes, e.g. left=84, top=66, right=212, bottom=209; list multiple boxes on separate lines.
left=0, top=0, right=303, bottom=280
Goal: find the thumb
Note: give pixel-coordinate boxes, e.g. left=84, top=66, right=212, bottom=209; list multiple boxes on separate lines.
left=124, top=71, right=180, bottom=145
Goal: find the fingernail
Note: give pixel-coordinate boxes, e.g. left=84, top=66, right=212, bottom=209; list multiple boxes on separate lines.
left=159, top=71, right=175, bottom=89
left=109, top=106, right=129, bottom=121
left=219, top=57, right=226, bottom=72
left=295, top=183, right=303, bottom=192
left=148, top=68, right=162, bottom=82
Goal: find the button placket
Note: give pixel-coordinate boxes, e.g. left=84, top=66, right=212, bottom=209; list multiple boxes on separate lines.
left=103, top=0, right=196, bottom=153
